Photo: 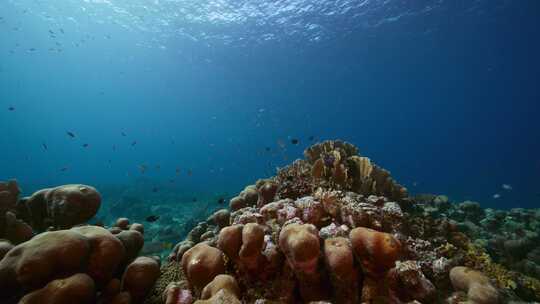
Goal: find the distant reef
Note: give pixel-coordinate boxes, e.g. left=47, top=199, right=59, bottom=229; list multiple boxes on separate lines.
left=1, top=140, right=539, bottom=303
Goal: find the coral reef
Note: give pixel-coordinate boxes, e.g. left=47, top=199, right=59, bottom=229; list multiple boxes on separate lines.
left=2, top=140, right=540, bottom=304
left=150, top=140, right=540, bottom=303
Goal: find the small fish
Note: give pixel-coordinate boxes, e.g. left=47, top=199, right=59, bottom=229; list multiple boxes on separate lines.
left=66, top=131, right=76, bottom=138
left=493, top=194, right=501, bottom=199
left=28, top=48, right=36, bottom=52
left=265, top=147, right=271, bottom=152
left=59, top=28, right=64, bottom=34
left=187, top=169, right=192, bottom=176
left=291, top=138, right=299, bottom=145
left=192, top=197, right=197, bottom=202
left=168, top=179, right=175, bottom=183
left=42, top=143, right=48, bottom=150
left=145, top=215, right=160, bottom=222
left=121, top=132, right=126, bottom=136
left=7, top=106, right=15, bottom=111
left=308, top=136, right=315, bottom=141
left=175, top=168, right=181, bottom=175
left=155, top=165, right=160, bottom=170
left=138, top=165, right=146, bottom=173
left=131, top=141, right=137, bottom=146
left=152, top=187, right=159, bottom=193
left=48, top=29, right=54, bottom=35
left=112, top=145, right=116, bottom=151
left=217, top=197, right=225, bottom=204
left=277, top=139, right=285, bottom=149
left=60, top=167, right=68, bottom=172
left=502, top=184, right=513, bottom=191
left=82, top=144, right=89, bottom=148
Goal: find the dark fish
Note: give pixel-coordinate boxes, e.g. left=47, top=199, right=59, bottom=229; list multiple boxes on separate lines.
left=66, top=131, right=75, bottom=138
left=42, top=143, right=48, bottom=150
left=152, top=187, right=159, bottom=193
left=265, top=147, right=271, bottom=152
left=308, top=136, right=314, bottom=141
left=145, top=215, right=159, bottom=222
left=82, top=144, right=89, bottom=148
left=28, top=48, right=36, bottom=52
left=121, top=132, right=126, bottom=136
left=217, top=197, right=225, bottom=204
left=192, top=197, right=197, bottom=202
left=112, top=145, right=116, bottom=151
left=291, top=138, right=299, bottom=145
left=187, top=169, right=193, bottom=176
left=155, top=165, right=160, bottom=170
left=175, top=168, right=181, bottom=175
left=8, top=106, right=15, bottom=111
left=48, top=29, right=54, bottom=34
left=60, top=167, right=68, bottom=172
left=169, top=179, right=175, bottom=183
left=59, top=28, right=64, bottom=34
left=131, top=141, right=137, bottom=146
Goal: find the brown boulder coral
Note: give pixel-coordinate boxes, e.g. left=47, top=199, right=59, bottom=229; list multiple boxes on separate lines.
left=350, top=227, right=401, bottom=276
left=115, top=229, right=145, bottom=264
left=0, top=179, right=20, bottom=210
left=279, top=223, right=328, bottom=301
left=121, top=256, right=161, bottom=303
left=217, top=224, right=243, bottom=260
left=17, top=184, right=101, bottom=231
left=1, top=211, right=33, bottom=244
left=238, top=223, right=266, bottom=273
left=350, top=227, right=401, bottom=302
left=181, top=243, right=226, bottom=291
left=0, top=230, right=90, bottom=298
left=200, top=274, right=240, bottom=300
left=323, top=237, right=359, bottom=304
left=71, top=225, right=125, bottom=288
left=0, top=180, right=33, bottom=244
left=256, top=180, right=278, bottom=207
left=0, top=239, right=14, bottom=259
left=229, top=185, right=258, bottom=211
left=18, top=273, right=95, bottom=304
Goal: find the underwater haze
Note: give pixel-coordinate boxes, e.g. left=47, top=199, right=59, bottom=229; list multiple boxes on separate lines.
left=1, top=0, right=540, bottom=208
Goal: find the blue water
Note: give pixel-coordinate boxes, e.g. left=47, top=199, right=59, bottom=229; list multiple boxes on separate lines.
left=1, top=0, right=539, bottom=209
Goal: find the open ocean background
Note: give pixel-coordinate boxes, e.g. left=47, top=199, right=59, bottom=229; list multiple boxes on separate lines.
left=1, top=0, right=539, bottom=211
